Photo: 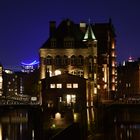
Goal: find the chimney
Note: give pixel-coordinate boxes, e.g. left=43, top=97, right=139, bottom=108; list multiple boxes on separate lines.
left=49, top=21, right=56, bottom=37
left=79, top=22, right=86, bottom=33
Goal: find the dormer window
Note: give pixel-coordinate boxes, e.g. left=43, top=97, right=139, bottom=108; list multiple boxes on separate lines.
left=64, top=37, right=74, bottom=48
left=50, top=38, right=56, bottom=48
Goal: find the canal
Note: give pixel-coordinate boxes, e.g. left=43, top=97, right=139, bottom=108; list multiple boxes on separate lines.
left=0, top=106, right=140, bottom=140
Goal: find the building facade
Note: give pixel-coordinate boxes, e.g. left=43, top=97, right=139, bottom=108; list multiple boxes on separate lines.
left=39, top=19, right=117, bottom=102
left=42, top=73, right=88, bottom=138
left=117, top=57, right=140, bottom=98
left=0, top=64, right=3, bottom=96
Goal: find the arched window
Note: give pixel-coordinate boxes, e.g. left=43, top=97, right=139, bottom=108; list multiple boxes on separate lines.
left=55, top=55, right=61, bottom=66
left=46, top=56, right=53, bottom=65
left=88, top=56, right=93, bottom=72
left=71, top=55, right=76, bottom=66
left=77, top=55, right=84, bottom=66
left=55, top=70, right=61, bottom=75
left=62, top=55, right=68, bottom=66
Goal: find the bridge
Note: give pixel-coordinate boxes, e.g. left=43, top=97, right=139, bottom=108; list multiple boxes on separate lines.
left=99, top=97, right=140, bottom=108
left=0, top=95, right=40, bottom=106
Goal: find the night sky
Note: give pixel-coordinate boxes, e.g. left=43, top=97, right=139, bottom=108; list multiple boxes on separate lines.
left=0, top=0, right=140, bottom=71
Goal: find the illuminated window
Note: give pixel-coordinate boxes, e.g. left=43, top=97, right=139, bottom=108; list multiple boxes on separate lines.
left=94, top=87, right=97, bottom=94
left=57, top=84, right=62, bottom=88
left=67, top=83, right=72, bottom=88
left=112, top=61, right=115, bottom=67
left=66, top=94, right=76, bottom=104
left=55, top=70, right=61, bottom=75
left=0, top=77, right=2, bottom=83
left=73, top=83, right=78, bottom=88
left=112, top=85, right=115, bottom=91
left=94, top=58, right=97, bottom=63
left=112, top=42, right=115, bottom=49
left=50, top=84, right=55, bottom=88
left=70, top=69, right=84, bottom=77
left=111, top=51, right=115, bottom=57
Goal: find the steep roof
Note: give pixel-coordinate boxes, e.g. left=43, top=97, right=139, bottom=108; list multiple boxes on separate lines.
left=41, top=19, right=87, bottom=49
left=83, top=24, right=96, bottom=41
left=40, top=19, right=116, bottom=49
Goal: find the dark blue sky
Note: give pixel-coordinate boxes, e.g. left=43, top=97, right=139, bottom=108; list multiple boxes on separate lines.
left=0, top=0, right=140, bottom=70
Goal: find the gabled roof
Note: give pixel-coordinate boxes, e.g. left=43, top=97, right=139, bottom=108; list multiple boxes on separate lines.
left=41, top=19, right=87, bottom=49
left=48, top=73, right=86, bottom=82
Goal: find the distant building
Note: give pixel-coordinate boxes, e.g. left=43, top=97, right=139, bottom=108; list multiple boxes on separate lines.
left=117, top=57, right=140, bottom=98
left=3, top=68, right=40, bottom=99
left=39, top=19, right=117, bottom=103
left=3, top=69, right=16, bottom=96
left=21, top=60, right=39, bottom=73
left=0, top=63, right=3, bottom=96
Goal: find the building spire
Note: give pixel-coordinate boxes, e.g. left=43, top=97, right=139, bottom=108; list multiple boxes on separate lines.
left=83, top=20, right=96, bottom=41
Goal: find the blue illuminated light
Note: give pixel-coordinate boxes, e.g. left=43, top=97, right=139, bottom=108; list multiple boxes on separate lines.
left=21, top=60, right=39, bottom=66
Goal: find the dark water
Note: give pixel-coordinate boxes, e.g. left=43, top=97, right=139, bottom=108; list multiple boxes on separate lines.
left=0, top=106, right=140, bottom=140
left=93, top=106, right=140, bottom=140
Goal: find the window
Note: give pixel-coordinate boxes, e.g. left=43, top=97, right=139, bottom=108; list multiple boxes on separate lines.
left=55, top=70, right=61, bottom=75
left=77, top=55, right=84, bottom=65
left=67, top=83, right=72, bottom=88
left=73, top=83, right=78, bottom=88
left=57, top=84, right=62, bottom=88
left=70, top=69, right=84, bottom=77
left=50, top=38, right=56, bottom=47
left=71, top=55, right=76, bottom=66
left=64, top=37, right=74, bottom=48
left=50, top=84, right=55, bottom=88
left=46, top=56, right=52, bottom=65
left=55, top=55, right=61, bottom=66
left=62, top=55, right=68, bottom=66
left=66, top=94, right=76, bottom=104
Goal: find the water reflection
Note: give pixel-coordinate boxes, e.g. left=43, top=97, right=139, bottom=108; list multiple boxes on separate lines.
left=0, top=107, right=140, bottom=140
left=0, top=109, right=30, bottom=140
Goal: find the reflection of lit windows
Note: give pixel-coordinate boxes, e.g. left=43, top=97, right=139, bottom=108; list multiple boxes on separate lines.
left=104, top=84, right=107, bottom=89
left=73, top=83, right=78, bottom=88
left=112, top=85, right=115, bottom=91
left=94, top=58, right=97, bottom=63
left=67, top=83, right=72, bottom=88
left=50, top=84, right=55, bottom=88
left=57, top=84, right=62, bottom=88
left=94, top=87, right=97, bottom=94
